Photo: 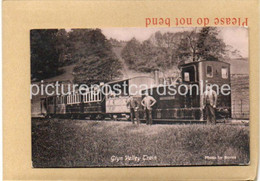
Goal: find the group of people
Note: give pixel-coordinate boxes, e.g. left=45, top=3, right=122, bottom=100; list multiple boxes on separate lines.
left=126, top=85, right=218, bottom=125
left=126, top=92, right=156, bottom=125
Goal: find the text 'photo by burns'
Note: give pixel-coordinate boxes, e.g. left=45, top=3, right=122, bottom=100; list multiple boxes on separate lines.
left=31, top=27, right=249, bottom=168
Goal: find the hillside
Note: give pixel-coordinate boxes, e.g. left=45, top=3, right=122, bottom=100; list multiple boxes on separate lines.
left=32, top=64, right=75, bottom=84
left=227, top=58, right=249, bottom=75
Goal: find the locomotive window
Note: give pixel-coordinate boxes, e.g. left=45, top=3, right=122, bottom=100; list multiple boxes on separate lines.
left=206, top=66, right=213, bottom=77
left=184, top=72, right=190, bottom=81
left=182, top=66, right=195, bottom=82
left=221, top=67, right=228, bottom=79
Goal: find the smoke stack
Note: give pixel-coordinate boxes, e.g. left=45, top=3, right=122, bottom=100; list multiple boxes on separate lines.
left=154, top=69, right=159, bottom=85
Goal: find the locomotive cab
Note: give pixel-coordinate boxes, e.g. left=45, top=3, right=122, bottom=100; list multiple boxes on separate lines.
left=141, top=60, right=231, bottom=121
left=180, top=60, right=232, bottom=120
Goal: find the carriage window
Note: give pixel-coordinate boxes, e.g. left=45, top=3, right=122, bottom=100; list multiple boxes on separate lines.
left=97, top=92, right=100, bottom=101
left=49, top=97, right=54, bottom=104
left=206, top=66, right=213, bottom=77
left=221, top=67, right=228, bottom=79
left=73, top=95, right=75, bottom=104
left=90, top=93, right=93, bottom=101
left=57, top=96, right=63, bottom=104
left=77, top=94, right=81, bottom=103
left=87, top=93, right=90, bottom=102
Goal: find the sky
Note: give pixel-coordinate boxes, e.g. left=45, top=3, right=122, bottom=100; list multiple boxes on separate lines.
left=101, top=27, right=248, bottom=58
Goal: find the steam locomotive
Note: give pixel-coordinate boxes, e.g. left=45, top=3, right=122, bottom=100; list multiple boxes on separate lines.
left=40, top=60, right=231, bottom=122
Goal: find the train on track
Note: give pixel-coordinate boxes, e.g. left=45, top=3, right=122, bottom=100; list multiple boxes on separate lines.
left=40, top=60, right=231, bottom=122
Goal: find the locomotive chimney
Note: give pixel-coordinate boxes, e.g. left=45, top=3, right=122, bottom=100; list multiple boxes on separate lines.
left=154, top=69, right=159, bottom=86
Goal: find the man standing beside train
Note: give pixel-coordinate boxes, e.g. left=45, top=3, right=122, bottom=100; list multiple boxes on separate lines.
left=203, top=84, right=218, bottom=124
left=127, top=95, right=140, bottom=125
left=141, top=92, right=156, bottom=125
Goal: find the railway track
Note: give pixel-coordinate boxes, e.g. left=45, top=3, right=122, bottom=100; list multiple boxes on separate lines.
left=31, top=116, right=248, bottom=126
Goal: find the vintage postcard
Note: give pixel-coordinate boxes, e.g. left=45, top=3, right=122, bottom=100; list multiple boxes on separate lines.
left=3, top=0, right=259, bottom=180
left=30, top=27, right=250, bottom=167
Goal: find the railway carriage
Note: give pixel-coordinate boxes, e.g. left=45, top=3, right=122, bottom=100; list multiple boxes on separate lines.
left=105, top=76, right=154, bottom=120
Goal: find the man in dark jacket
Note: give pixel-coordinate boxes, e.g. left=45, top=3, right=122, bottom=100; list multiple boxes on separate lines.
left=127, top=95, right=140, bottom=125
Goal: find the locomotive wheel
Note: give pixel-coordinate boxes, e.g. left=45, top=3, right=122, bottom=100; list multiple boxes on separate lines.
left=96, top=114, right=104, bottom=120
left=125, top=114, right=130, bottom=121
left=76, top=114, right=81, bottom=119
left=112, top=115, right=118, bottom=121
left=89, top=115, right=96, bottom=120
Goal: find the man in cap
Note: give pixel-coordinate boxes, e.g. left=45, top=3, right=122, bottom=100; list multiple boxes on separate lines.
left=203, top=84, right=218, bottom=124
left=127, top=95, right=140, bottom=125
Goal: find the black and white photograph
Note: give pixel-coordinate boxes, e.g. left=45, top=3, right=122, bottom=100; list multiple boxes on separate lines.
left=30, top=27, right=249, bottom=168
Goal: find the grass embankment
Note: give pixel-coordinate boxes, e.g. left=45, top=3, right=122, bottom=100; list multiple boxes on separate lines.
left=32, top=119, right=249, bottom=167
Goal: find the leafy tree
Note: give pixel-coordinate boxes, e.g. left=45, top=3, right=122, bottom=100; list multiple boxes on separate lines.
left=70, top=29, right=122, bottom=84
left=122, top=35, right=179, bottom=73
left=56, top=29, right=71, bottom=66
left=121, top=38, right=142, bottom=70
left=176, top=27, right=227, bottom=62
left=196, top=27, right=226, bottom=61
left=121, top=28, right=234, bottom=74
left=30, top=29, right=60, bottom=81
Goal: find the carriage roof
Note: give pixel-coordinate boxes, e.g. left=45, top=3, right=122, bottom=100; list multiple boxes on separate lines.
left=106, top=76, right=154, bottom=85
